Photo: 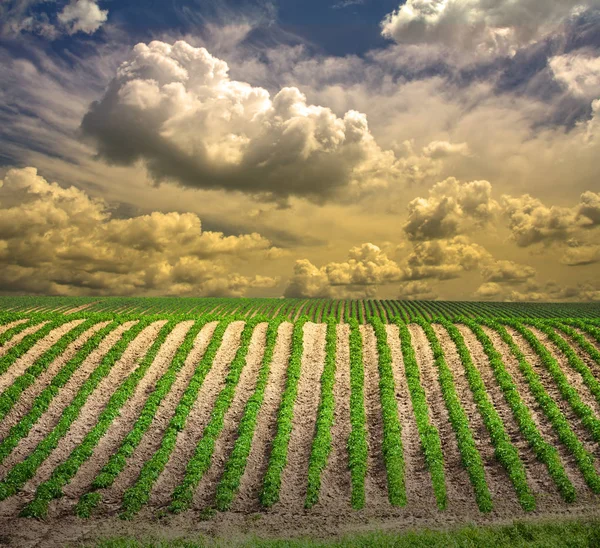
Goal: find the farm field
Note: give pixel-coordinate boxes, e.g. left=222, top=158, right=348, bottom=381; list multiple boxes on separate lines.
left=0, top=300, right=599, bottom=545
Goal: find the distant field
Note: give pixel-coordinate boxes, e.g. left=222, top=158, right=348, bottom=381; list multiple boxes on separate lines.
left=0, top=295, right=599, bottom=320
left=0, top=300, right=599, bottom=545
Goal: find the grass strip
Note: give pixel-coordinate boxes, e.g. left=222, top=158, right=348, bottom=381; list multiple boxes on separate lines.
left=369, top=317, right=406, bottom=507
left=417, top=318, right=492, bottom=512
left=394, top=319, right=447, bottom=509
left=0, top=318, right=98, bottom=423
left=20, top=320, right=179, bottom=518
left=0, top=318, right=149, bottom=502
left=0, top=316, right=71, bottom=377
left=0, top=320, right=122, bottom=464
left=259, top=317, right=309, bottom=508
left=214, top=319, right=284, bottom=511
left=304, top=319, right=338, bottom=509
left=169, top=319, right=261, bottom=513
left=75, top=319, right=213, bottom=518
left=483, top=319, right=600, bottom=494
left=119, top=319, right=234, bottom=519
left=507, top=320, right=600, bottom=445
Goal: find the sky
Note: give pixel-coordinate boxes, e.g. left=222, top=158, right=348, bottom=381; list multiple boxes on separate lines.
left=1, top=0, right=600, bottom=301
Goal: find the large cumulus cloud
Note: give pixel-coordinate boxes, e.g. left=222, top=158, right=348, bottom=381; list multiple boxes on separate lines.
left=381, top=0, right=600, bottom=56
left=81, top=40, right=402, bottom=203
left=0, top=167, right=279, bottom=296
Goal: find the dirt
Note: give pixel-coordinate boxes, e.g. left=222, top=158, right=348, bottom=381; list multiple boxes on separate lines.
left=456, top=324, right=555, bottom=506
left=0, top=319, right=29, bottom=337
left=432, top=324, right=522, bottom=511
left=359, top=324, right=389, bottom=506
left=0, top=321, right=111, bottom=440
left=409, top=324, right=479, bottom=513
left=0, top=319, right=84, bottom=392
left=0, top=320, right=47, bottom=357
left=232, top=322, right=293, bottom=512
left=278, top=322, right=327, bottom=510
left=316, top=324, right=352, bottom=512
left=480, top=325, right=592, bottom=503
left=193, top=323, right=268, bottom=509
left=147, top=321, right=245, bottom=508
left=0, top=321, right=163, bottom=517
left=56, top=321, right=196, bottom=512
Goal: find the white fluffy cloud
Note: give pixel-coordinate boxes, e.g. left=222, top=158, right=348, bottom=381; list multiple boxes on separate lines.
left=0, top=167, right=279, bottom=296
left=549, top=52, right=600, bottom=98
left=57, top=0, right=107, bottom=35
left=381, top=0, right=600, bottom=55
left=82, top=40, right=404, bottom=203
left=404, top=178, right=498, bottom=240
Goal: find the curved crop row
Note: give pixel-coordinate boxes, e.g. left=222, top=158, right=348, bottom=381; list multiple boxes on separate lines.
left=482, top=319, right=600, bottom=493
left=393, top=319, right=447, bottom=510
left=260, top=317, right=308, bottom=508
left=416, top=319, right=491, bottom=512
left=169, top=319, right=262, bottom=513
left=0, top=318, right=40, bottom=348
left=506, top=320, right=600, bottom=445
left=369, top=317, right=406, bottom=506
left=215, top=318, right=284, bottom=511
left=0, top=320, right=122, bottom=464
left=0, top=316, right=71, bottom=377
left=119, top=318, right=234, bottom=519
left=462, top=319, right=575, bottom=502
left=21, top=320, right=179, bottom=518
left=0, top=318, right=150, bottom=502
left=440, top=319, right=535, bottom=511
left=304, top=319, right=338, bottom=509
left=0, top=318, right=98, bottom=422
left=75, top=318, right=214, bottom=517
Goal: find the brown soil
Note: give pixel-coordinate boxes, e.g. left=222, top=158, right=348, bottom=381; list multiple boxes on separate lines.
left=0, top=319, right=29, bottom=337
left=505, top=326, right=600, bottom=464
left=64, top=303, right=99, bottom=315
left=409, top=324, right=479, bottom=513
left=0, top=321, right=48, bottom=356
left=147, top=321, right=245, bottom=508
left=316, top=323, right=352, bottom=511
left=277, top=322, right=327, bottom=510
left=56, top=321, right=196, bottom=512
left=0, top=321, right=163, bottom=516
left=0, top=320, right=84, bottom=392
left=432, top=324, right=521, bottom=510
left=456, top=324, right=551, bottom=505
left=193, top=323, right=268, bottom=509
left=574, top=328, right=600, bottom=353
left=360, top=324, right=389, bottom=506
left=480, top=325, right=592, bottom=502
left=0, top=321, right=110, bottom=440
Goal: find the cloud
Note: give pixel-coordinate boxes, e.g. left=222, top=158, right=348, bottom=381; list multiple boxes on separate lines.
left=57, top=0, right=107, bottom=35
left=501, top=191, right=600, bottom=246
left=397, top=280, right=436, bottom=300
left=561, top=241, right=600, bottom=266
left=0, top=167, right=279, bottom=296
left=381, top=0, right=600, bottom=56
left=481, top=259, right=536, bottom=283
left=0, top=0, right=107, bottom=38
left=404, top=178, right=498, bottom=240
left=549, top=51, right=600, bottom=98
left=81, top=40, right=404, bottom=203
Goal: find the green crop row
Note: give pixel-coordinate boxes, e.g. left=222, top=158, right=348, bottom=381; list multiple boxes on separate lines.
left=75, top=318, right=214, bottom=518
left=215, top=318, right=284, bottom=511
left=21, top=320, right=179, bottom=518
left=462, top=319, right=575, bottom=503
left=0, top=318, right=150, bottom=502
left=482, top=319, right=600, bottom=494
left=506, top=320, right=600, bottom=445
left=304, top=319, right=338, bottom=509
left=393, top=319, right=447, bottom=510
left=346, top=319, right=368, bottom=509
left=119, top=319, right=234, bottom=519
left=552, top=322, right=600, bottom=369
left=0, top=318, right=38, bottom=347
left=260, top=317, right=308, bottom=508
left=440, top=319, right=535, bottom=511
left=0, top=320, right=121, bottom=464
left=0, top=316, right=71, bottom=377
left=169, top=319, right=262, bottom=513
left=416, top=319, right=491, bottom=512
left=369, top=317, right=406, bottom=507
left=0, top=318, right=98, bottom=423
